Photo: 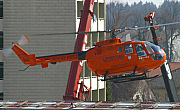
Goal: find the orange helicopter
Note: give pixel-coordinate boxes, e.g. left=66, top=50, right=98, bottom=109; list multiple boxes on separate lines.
left=11, top=31, right=166, bottom=82
left=11, top=11, right=180, bottom=83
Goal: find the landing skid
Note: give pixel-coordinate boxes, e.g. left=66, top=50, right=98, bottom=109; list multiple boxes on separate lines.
left=102, top=73, right=158, bottom=83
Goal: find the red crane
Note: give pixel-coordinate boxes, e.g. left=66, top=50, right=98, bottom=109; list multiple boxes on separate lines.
left=63, top=0, right=95, bottom=101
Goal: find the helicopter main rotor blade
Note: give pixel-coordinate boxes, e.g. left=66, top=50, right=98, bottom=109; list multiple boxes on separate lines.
left=125, top=22, right=180, bottom=30
left=28, top=30, right=109, bottom=36
left=25, top=21, right=180, bottom=37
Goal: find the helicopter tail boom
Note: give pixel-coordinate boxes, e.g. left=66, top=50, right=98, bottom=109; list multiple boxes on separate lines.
left=11, top=43, right=87, bottom=68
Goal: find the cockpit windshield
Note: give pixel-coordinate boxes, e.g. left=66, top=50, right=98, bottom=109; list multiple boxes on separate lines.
left=144, top=42, right=165, bottom=61
left=144, top=41, right=160, bottom=54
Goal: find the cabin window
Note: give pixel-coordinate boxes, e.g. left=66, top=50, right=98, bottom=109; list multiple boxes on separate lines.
left=118, top=46, right=122, bottom=52
left=135, top=44, right=147, bottom=57
left=125, top=44, right=133, bottom=54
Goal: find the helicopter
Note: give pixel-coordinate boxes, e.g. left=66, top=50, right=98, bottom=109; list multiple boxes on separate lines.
left=11, top=30, right=166, bottom=83
left=10, top=11, right=180, bottom=83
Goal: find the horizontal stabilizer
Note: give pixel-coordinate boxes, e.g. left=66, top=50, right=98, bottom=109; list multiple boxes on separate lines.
left=41, top=62, right=48, bottom=68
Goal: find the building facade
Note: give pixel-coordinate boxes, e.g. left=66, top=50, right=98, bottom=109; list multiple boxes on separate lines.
left=2, top=0, right=105, bottom=101
left=0, top=0, right=3, bottom=100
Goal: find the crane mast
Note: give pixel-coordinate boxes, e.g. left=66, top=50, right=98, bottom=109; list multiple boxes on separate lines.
left=63, top=0, right=95, bottom=101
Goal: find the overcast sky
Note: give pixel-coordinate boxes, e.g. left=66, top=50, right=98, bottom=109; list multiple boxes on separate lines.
left=106, top=0, right=179, bottom=7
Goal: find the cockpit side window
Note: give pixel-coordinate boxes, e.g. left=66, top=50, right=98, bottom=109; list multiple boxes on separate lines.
left=144, top=42, right=160, bottom=53
left=125, top=44, right=133, bottom=54
left=145, top=43, right=154, bottom=54
left=135, top=44, right=147, bottom=57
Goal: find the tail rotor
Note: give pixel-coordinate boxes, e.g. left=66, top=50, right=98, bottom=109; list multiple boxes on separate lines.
left=18, top=33, right=31, bottom=46
left=0, top=34, right=30, bottom=61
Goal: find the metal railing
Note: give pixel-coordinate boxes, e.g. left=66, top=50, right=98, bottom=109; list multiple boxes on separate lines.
left=0, top=101, right=179, bottom=109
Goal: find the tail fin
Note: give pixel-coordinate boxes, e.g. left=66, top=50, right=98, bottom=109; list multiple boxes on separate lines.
left=11, top=43, right=31, bottom=65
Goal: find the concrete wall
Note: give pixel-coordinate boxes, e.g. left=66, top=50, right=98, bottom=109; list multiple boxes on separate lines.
left=3, top=0, right=76, bottom=101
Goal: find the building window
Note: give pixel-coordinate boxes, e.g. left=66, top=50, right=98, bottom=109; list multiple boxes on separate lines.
left=77, top=1, right=83, bottom=18
left=0, top=1, right=3, bottom=18
left=99, top=3, right=104, bottom=18
left=0, top=62, right=3, bottom=80
left=0, top=31, right=3, bottom=49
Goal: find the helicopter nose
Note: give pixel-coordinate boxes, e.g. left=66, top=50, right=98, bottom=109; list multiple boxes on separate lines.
left=155, top=54, right=164, bottom=60
left=150, top=49, right=166, bottom=61
left=157, top=54, right=163, bottom=60
left=162, top=49, right=166, bottom=62
left=159, top=48, right=166, bottom=62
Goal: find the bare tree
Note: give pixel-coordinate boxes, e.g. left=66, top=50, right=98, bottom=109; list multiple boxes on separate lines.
left=158, top=1, right=180, bottom=62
